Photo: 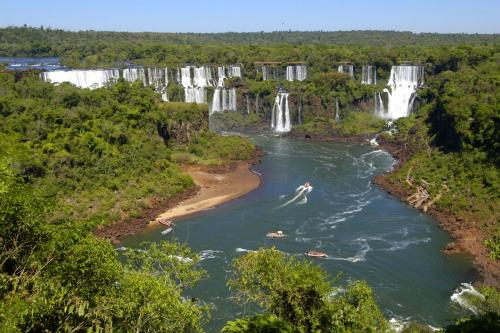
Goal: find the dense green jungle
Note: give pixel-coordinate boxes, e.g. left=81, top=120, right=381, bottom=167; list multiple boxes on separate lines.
left=0, top=27, right=499, bottom=332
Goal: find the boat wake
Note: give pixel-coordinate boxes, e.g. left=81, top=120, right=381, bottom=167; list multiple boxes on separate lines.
left=329, top=238, right=371, bottom=263
left=200, top=249, right=224, bottom=261
left=278, top=185, right=313, bottom=208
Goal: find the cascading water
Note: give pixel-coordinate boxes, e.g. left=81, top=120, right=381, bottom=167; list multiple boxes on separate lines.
left=296, top=65, right=307, bottom=81
left=286, top=66, right=294, bottom=81
left=376, top=65, right=424, bottom=119
left=122, top=68, right=147, bottom=85
left=286, top=65, right=307, bottom=81
left=211, top=67, right=237, bottom=113
left=335, top=97, right=340, bottom=122
left=42, top=67, right=170, bottom=101
left=228, top=66, right=241, bottom=78
left=271, top=92, right=291, bottom=133
left=146, top=68, right=169, bottom=101
left=338, top=64, right=354, bottom=78
left=361, top=65, right=376, bottom=85
left=261, top=66, right=269, bottom=81
left=41, top=69, right=120, bottom=89
left=375, top=92, right=386, bottom=116
left=180, top=66, right=207, bottom=104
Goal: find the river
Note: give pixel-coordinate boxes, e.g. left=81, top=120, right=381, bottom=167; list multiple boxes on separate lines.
left=122, top=135, right=476, bottom=331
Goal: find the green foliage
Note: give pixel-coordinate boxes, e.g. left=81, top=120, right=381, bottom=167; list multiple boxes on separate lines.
left=424, top=62, right=499, bottom=165
left=223, top=314, right=297, bottom=333
left=0, top=73, right=257, bottom=332
left=484, top=238, right=500, bottom=261
left=227, top=248, right=389, bottom=333
left=445, top=312, right=500, bottom=333
left=210, top=111, right=262, bottom=131
left=0, top=76, right=253, bottom=228
left=401, top=322, right=437, bottom=333
left=293, top=111, right=385, bottom=137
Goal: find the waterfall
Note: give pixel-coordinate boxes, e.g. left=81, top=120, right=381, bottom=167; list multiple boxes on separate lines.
left=261, top=66, right=269, bottom=81
left=42, top=67, right=170, bottom=101
left=338, top=64, right=354, bottom=78
left=145, top=68, right=169, bottom=101
left=180, top=67, right=192, bottom=87
left=374, top=92, right=386, bottom=116
left=376, top=65, right=424, bottom=119
left=335, top=98, right=340, bottom=122
left=229, top=88, right=237, bottom=111
left=228, top=66, right=241, bottom=78
left=180, top=66, right=208, bottom=104
left=271, top=92, right=291, bottom=133
left=193, top=66, right=212, bottom=87
left=211, top=66, right=238, bottom=113
left=285, top=65, right=308, bottom=81
left=286, top=66, right=293, bottom=81
left=222, top=89, right=228, bottom=111
left=361, top=65, right=376, bottom=85
left=216, top=66, right=226, bottom=87
left=211, top=87, right=237, bottom=113
left=211, top=88, right=221, bottom=114
left=296, top=65, right=307, bottom=81
left=246, top=94, right=250, bottom=114
left=41, top=69, right=120, bottom=89
left=122, top=68, right=146, bottom=85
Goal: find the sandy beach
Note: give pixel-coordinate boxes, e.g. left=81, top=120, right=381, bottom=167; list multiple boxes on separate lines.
left=150, top=162, right=261, bottom=225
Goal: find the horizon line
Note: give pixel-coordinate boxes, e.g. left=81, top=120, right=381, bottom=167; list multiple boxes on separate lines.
left=2, top=25, right=499, bottom=35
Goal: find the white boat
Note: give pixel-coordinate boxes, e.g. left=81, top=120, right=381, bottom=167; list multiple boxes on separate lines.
left=161, top=228, right=173, bottom=235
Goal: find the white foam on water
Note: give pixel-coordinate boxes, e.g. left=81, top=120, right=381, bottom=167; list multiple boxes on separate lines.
left=116, top=246, right=127, bottom=251
left=297, top=197, right=308, bottom=205
left=389, top=317, right=440, bottom=333
left=200, top=250, right=224, bottom=261
left=329, top=238, right=371, bottom=263
left=450, top=283, right=484, bottom=314
left=295, top=236, right=313, bottom=243
left=161, top=227, right=173, bottom=235
left=385, top=237, right=431, bottom=251
left=236, top=248, right=255, bottom=253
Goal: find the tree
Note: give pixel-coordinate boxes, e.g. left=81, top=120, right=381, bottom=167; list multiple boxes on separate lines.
left=226, top=248, right=389, bottom=333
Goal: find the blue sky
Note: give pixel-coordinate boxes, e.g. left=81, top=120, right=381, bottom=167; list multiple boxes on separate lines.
left=2, top=0, right=499, bottom=33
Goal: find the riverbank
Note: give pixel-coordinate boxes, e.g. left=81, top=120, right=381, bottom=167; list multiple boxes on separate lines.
left=95, top=150, right=262, bottom=243
left=149, top=162, right=261, bottom=226
left=374, top=138, right=500, bottom=286
left=288, top=131, right=499, bottom=286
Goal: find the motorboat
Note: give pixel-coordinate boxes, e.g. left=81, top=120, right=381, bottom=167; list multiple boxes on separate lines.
left=306, top=250, right=328, bottom=258
left=157, top=218, right=174, bottom=228
left=266, top=230, right=285, bottom=238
